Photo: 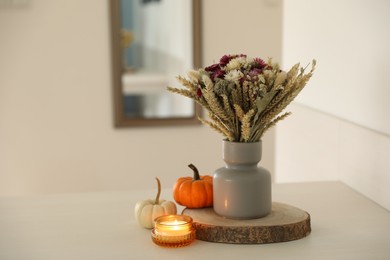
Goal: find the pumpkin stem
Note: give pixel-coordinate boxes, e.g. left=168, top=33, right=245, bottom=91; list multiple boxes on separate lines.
left=154, top=177, right=161, bottom=205
left=188, top=164, right=201, bottom=181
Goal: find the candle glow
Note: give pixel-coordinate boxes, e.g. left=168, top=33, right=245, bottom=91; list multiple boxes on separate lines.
left=151, top=215, right=196, bottom=247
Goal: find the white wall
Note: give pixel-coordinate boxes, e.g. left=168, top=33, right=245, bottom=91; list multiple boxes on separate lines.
left=0, top=0, right=282, bottom=196
left=282, top=0, right=390, bottom=136
left=275, top=104, right=390, bottom=210
left=278, top=0, right=390, bottom=210
left=203, top=0, right=282, bottom=64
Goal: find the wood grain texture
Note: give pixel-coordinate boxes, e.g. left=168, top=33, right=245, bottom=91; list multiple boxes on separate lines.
left=183, top=202, right=311, bottom=244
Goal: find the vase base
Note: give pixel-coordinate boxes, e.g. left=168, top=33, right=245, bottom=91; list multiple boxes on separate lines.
left=183, top=202, right=311, bottom=244
left=213, top=211, right=271, bottom=220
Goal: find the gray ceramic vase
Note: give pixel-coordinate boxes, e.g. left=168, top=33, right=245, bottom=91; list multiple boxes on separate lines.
left=213, top=140, right=272, bottom=219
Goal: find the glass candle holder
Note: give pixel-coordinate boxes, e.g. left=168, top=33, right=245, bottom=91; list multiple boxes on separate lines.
left=151, top=215, right=196, bottom=247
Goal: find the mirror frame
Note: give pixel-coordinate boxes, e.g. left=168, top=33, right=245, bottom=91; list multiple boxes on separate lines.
left=110, top=0, right=202, bottom=127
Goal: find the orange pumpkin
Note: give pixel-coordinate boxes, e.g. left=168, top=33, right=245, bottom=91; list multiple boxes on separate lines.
left=173, top=164, right=213, bottom=209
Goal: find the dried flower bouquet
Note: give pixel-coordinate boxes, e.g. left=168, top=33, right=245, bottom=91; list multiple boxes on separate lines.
left=167, top=54, right=316, bottom=142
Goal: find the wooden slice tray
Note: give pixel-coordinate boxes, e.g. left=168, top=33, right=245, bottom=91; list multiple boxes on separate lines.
left=183, top=202, right=311, bottom=244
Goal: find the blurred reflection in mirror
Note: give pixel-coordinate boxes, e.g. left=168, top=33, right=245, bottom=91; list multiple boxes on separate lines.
left=111, top=0, right=202, bottom=125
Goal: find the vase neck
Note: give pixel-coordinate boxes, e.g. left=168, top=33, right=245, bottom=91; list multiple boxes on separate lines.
left=222, top=140, right=262, bottom=166
left=224, top=162, right=259, bottom=169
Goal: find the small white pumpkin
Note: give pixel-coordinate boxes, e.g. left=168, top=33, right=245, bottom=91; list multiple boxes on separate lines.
left=134, top=177, right=177, bottom=229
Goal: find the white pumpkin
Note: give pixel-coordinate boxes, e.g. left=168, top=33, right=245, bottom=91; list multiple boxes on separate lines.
left=134, top=178, right=177, bottom=229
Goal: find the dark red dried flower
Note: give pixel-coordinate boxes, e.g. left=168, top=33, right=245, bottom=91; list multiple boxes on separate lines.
left=205, top=63, right=219, bottom=72
left=212, top=69, right=225, bottom=80
left=249, top=68, right=262, bottom=78
left=196, top=88, right=202, bottom=97
left=254, top=57, right=267, bottom=69
left=220, top=54, right=247, bottom=66
left=219, top=55, right=232, bottom=66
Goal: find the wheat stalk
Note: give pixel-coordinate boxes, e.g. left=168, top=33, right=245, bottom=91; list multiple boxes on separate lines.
left=241, top=109, right=255, bottom=142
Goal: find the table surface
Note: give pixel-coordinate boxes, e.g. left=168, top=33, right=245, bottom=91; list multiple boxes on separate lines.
left=0, top=181, right=389, bottom=260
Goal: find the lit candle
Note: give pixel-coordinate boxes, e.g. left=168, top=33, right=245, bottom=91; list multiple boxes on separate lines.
left=151, top=215, right=196, bottom=247
left=157, top=219, right=190, bottom=236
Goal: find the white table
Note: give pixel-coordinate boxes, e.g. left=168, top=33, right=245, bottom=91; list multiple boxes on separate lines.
left=0, top=182, right=389, bottom=260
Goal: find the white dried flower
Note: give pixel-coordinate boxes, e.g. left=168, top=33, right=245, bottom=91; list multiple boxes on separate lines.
left=225, top=56, right=247, bottom=71
left=224, top=69, right=243, bottom=83
left=225, top=59, right=241, bottom=71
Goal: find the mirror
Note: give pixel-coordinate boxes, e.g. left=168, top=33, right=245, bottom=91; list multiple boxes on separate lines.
left=110, top=0, right=202, bottom=127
